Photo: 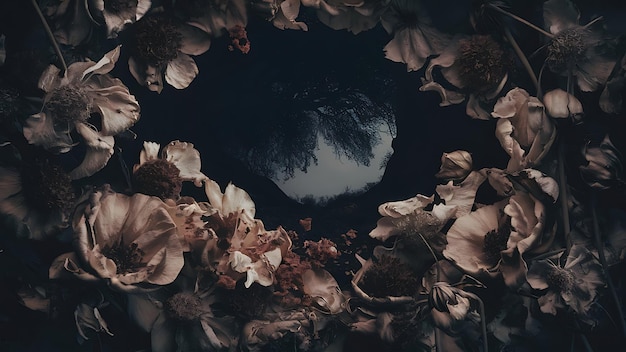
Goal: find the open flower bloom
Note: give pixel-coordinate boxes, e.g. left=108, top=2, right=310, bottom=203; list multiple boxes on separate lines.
left=132, top=140, right=208, bottom=199
left=49, top=186, right=185, bottom=293
left=311, top=0, right=390, bottom=34
left=89, top=0, right=152, bottom=38
left=380, top=0, right=449, bottom=72
left=542, top=0, right=617, bottom=92
left=128, top=15, right=212, bottom=92
left=370, top=170, right=486, bottom=242
left=492, top=88, right=556, bottom=172
left=527, top=245, right=604, bottom=324
left=445, top=169, right=558, bottom=288
left=128, top=267, right=239, bottom=352
left=0, top=145, right=76, bottom=239
left=420, top=34, right=512, bottom=119
left=195, top=180, right=291, bottom=288
left=23, top=46, right=140, bottom=179
left=580, top=134, right=624, bottom=190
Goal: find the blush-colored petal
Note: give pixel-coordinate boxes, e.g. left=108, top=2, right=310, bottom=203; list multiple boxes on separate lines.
left=140, top=141, right=160, bottom=165
left=69, top=123, right=115, bottom=179
left=435, top=171, right=486, bottom=218
left=136, top=0, right=151, bottom=20
left=443, top=203, right=504, bottom=274
left=165, top=54, right=199, bottom=89
left=384, top=25, right=447, bottom=72
left=377, top=194, right=434, bottom=217
left=543, top=88, right=583, bottom=118
left=222, top=182, right=256, bottom=218
left=162, top=140, right=207, bottom=186
left=81, top=45, right=121, bottom=79
left=89, top=83, right=140, bottom=136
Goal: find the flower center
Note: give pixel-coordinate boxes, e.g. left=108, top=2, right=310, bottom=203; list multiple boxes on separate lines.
left=482, top=224, right=510, bottom=266
left=132, top=159, right=182, bottom=200
left=46, top=85, right=92, bottom=123
left=396, top=211, right=444, bottom=239
left=457, top=35, right=512, bottom=92
left=360, top=255, right=420, bottom=297
left=132, top=17, right=182, bottom=66
left=104, top=0, right=136, bottom=14
left=546, top=267, right=575, bottom=292
left=546, top=27, right=588, bottom=73
left=166, top=292, right=203, bottom=321
left=101, top=242, right=146, bottom=274
left=20, top=159, right=76, bottom=216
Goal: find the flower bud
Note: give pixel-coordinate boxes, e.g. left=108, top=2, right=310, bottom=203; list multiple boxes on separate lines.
left=543, top=88, right=583, bottom=120
left=435, top=150, right=473, bottom=181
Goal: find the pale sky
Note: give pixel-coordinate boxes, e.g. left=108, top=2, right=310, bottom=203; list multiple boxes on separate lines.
left=273, top=125, right=394, bottom=200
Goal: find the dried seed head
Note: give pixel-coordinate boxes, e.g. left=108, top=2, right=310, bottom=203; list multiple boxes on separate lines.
left=132, top=17, right=182, bottom=66
left=359, top=255, right=420, bottom=297
left=46, top=85, right=92, bottom=123
left=101, top=242, right=147, bottom=274
left=166, top=292, right=203, bottom=321
left=456, top=35, right=512, bottom=92
left=546, top=267, right=575, bottom=292
left=133, top=159, right=183, bottom=200
left=20, top=159, right=76, bottom=216
left=546, top=27, right=589, bottom=73
left=482, top=223, right=510, bottom=266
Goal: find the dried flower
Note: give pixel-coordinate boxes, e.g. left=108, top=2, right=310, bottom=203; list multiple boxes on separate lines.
left=128, top=15, right=211, bottom=92
left=49, top=185, right=184, bottom=292
left=23, top=46, right=140, bottom=178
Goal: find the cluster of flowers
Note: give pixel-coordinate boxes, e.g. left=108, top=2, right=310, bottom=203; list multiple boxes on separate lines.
left=1, top=0, right=626, bottom=351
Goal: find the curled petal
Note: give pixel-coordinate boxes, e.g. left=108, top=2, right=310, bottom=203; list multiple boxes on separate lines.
left=81, top=45, right=121, bottom=79
left=165, top=54, right=199, bottom=89
left=384, top=26, right=445, bottom=72
left=162, top=140, right=207, bottom=186
left=302, top=268, right=345, bottom=314
left=419, top=80, right=466, bottom=107
left=435, top=171, right=486, bottom=218
left=377, top=194, right=433, bottom=217
left=140, top=141, right=160, bottom=164
left=89, top=83, right=140, bottom=136
left=69, top=123, right=114, bottom=179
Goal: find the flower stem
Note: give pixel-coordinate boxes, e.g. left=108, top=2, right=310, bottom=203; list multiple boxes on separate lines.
left=418, top=233, right=441, bottom=281
left=30, top=0, right=67, bottom=76
left=590, top=192, right=626, bottom=337
left=487, top=3, right=554, bottom=38
left=463, top=291, right=489, bottom=352
left=503, top=27, right=539, bottom=93
left=558, top=138, right=572, bottom=252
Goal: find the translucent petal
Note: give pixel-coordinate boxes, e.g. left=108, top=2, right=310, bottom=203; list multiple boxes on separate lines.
left=165, top=54, right=199, bottom=89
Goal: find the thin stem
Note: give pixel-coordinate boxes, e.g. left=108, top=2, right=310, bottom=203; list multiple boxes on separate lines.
left=591, top=192, right=626, bottom=337
left=583, top=16, right=604, bottom=29
left=30, top=0, right=67, bottom=76
left=503, top=27, right=539, bottom=94
left=579, top=333, right=594, bottom=352
left=558, top=138, right=572, bottom=252
left=464, top=291, right=489, bottom=352
left=418, top=233, right=441, bottom=281
left=487, top=3, right=554, bottom=38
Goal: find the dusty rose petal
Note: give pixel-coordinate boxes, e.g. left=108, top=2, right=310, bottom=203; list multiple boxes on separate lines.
left=165, top=54, right=199, bottom=89
left=384, top=26, right=441, bottom=72
left=377, top=194, right=434, bottom=218
left=81, top=46, right=121, bottom=78
left=162, top=140, right=207, bottom=186
left=69, top=123, right=115, bottom=179
left=221, top=182, right=256, bottom=218
left=436, top=171, right=486, bottom=218
left=90, top=84, right=140, bottom=136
